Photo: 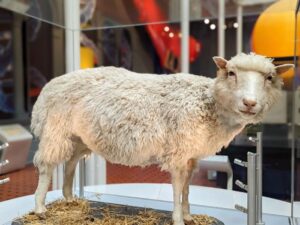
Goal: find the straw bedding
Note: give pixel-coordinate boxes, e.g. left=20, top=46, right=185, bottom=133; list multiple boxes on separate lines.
left=15, top=199, right=224, bottom=225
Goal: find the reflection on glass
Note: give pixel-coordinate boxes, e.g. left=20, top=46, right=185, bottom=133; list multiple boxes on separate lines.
left=24, top=19, right=64, bottom=112
left=0, top=0, right=64, bottom=27
left=0, top=9, right=14, bottom=119
left=0, top=0, right=277, bottom=30
left=81, top=0, right=277, bottom=30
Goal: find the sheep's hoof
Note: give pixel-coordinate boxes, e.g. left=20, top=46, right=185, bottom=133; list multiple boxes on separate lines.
left=172, top=221, right=185, bottom=225
left=184, top=218, right=196, bottom=225
left=65, top=197, right=75, bottom=202
left=35, top=212, right=47, bottom=220
left=35, top=205, right=47, bottom=215
left=183, top=214, right=195, bottom=224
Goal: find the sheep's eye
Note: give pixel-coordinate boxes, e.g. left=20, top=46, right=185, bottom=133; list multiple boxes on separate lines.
left=266, top=75, right=273, bottom=81
left=228, top=71, right=236, bottom=76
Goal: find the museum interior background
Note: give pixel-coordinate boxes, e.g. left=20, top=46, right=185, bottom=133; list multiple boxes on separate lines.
left=0, top=0, right=300, bottom=219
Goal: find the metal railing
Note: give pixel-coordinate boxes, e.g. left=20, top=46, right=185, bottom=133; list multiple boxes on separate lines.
left=0, top=143, right=10, bottom=185
left=234, top=132, right=265, bottom=225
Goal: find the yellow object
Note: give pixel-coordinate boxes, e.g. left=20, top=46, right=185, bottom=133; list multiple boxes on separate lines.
left=80, top=47, right=94, bottom=69
left=252, top=0, right=299, bottom=81
left=252, top=0, right=299, bottom=58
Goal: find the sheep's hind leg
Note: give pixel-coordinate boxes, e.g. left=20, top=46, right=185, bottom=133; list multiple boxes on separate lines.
left=63, top=148, right=90, bottom=201
left=171, top=169, right=185, bottom=225
left=35, top=163, right=54, bottom=214
left=182, top=159, right=197, bottom=225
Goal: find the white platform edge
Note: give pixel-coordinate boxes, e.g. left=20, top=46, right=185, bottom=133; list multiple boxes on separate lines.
left=84, top=183, right=293, bottom=217
left=0, top=183, right=297, bottom=225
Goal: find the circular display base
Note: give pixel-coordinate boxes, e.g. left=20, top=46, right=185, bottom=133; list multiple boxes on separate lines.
left=14, top=199, right=225, bottom=225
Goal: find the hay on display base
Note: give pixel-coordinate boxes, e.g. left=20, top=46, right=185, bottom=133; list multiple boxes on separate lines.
left=15, top=198, right=224, bottom=225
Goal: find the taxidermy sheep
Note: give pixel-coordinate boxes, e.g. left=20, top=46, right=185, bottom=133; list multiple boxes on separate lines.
left=32, top=53, right=293, bottom=225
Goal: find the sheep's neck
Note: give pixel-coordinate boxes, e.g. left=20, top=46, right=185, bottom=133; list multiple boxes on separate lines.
left=217, top=108, right=244, bottom=129
left=214, top=104, right=246, bottom=147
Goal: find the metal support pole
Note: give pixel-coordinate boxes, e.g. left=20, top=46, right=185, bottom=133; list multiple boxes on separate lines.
left=218, top=0, right=225, bottom=57
left=227, top=170, right=233, bottom=190
left=85, top=153, right=107, bottom=185
left=13, top=14, right=26, bottom=121
left=247, top=152, right=257, bottom=225
left=79, top=158, right=85, bottom=197
left=65, top=0, right=80, bottom=72
left=256, top=132, right=264, bottom=225
left=180, top=0, right=190, bottom=73
left=52, top=0, right=82, bottom=194
left=237, top=5, right=243, bottom=54
left=65, top=0, right=82, bottom=197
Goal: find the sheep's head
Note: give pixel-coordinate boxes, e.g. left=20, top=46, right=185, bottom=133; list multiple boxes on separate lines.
left=212, top=53, right=294, bottom=125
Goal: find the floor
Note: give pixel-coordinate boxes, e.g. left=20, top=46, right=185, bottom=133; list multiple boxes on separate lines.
left=0, top=165, right=39, bottom=201
left=0, top=162, right=216, bottom=202
left=107, top=163, right=216, bottom=187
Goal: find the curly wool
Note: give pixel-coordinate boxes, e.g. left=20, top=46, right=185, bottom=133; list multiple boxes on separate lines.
left=227, top=52, right=275, bottom=75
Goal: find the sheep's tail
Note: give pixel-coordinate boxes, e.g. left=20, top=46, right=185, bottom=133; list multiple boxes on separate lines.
left=31, top=92, right=47, bottom=138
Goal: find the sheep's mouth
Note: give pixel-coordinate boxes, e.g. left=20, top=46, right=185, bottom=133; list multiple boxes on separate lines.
left=239, top=110, right=256, bottom=116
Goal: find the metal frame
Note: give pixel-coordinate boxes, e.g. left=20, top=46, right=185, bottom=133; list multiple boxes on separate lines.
left=218, top=0, right=225, bottom=57
left=234, top=132, right=265, bottom=225
left=247, top=152, right=257, bottom=225
left=180, top=0, right=190, bottom=73
left=0, top=143, right=10, bottom=185
left=236, top=5, right=243, bottom=53
left=255, top=132, right=264, bottom=225
left=13, top=13, right=27, bottom=122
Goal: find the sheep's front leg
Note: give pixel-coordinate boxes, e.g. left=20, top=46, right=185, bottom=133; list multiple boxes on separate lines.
left=182, top=159, right=197, bottom=224
left=171, top=169, right=185, bottom=225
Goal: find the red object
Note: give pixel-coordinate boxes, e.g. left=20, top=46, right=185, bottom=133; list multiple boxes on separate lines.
left=29, top=87, right=42, bottom=97
left=133, top=0, right=201, bottom=71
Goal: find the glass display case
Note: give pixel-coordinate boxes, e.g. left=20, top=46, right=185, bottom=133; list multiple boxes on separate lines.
left=0, top=0, right=299, bottom=225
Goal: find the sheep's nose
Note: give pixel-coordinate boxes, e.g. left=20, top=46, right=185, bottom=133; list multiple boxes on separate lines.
left=243, top=98, right=257, bottom=108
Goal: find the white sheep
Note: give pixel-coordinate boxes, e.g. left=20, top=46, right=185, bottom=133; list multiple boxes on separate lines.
left=32, top=53, right=293, bottom=225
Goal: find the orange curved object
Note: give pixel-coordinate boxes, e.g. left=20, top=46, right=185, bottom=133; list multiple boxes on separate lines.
left=252, top=0, right=299, bottom=82
left=252, top=0, right=299, bottom=58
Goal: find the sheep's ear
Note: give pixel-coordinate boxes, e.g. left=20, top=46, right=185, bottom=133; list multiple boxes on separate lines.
left=275, top=64, right=294, bottom=75
left=213, top=56, right=227, bottom=69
